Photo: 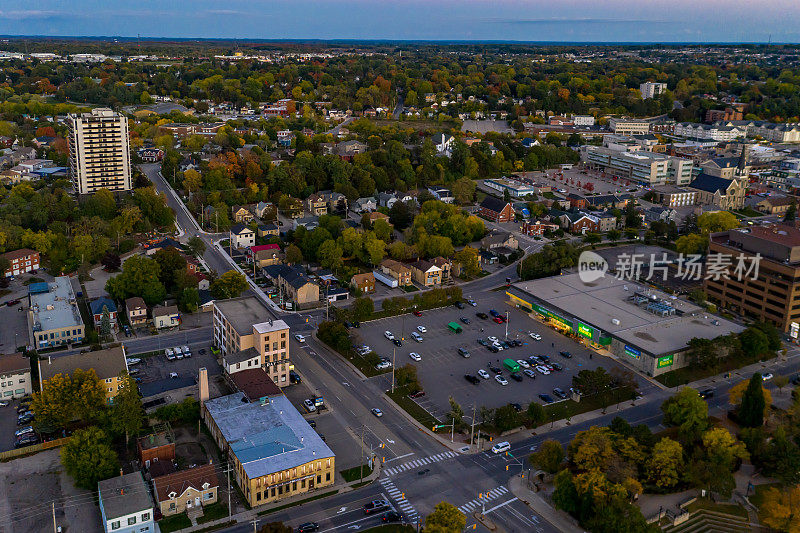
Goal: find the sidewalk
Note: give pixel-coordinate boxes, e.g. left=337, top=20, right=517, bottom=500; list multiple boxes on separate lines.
left=508, top=475, right=582, bottom=533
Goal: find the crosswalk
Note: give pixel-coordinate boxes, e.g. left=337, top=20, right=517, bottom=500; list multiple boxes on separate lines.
left=382, top=451, right=459, bottom=476
left=379, top=477, right=419, bottom=522
left=458, top=486, right=510, bottom=514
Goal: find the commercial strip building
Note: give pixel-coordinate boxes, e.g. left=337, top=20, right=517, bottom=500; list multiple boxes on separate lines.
left=28, top=276, right=85, bottom=349
left=212, top=297, right=292, bottom=386
left=608, top=118, right=651, bottom=136
left=706, top=224, right=800, bottom=334
left=581, top=145, right=693, bottom=186
left=507, top=273, right=743, bottom=376
left=0, top=352, right=32, bottom=399
left=202, top=392, right=335, bottom=508
left=483, top=178, right=537, bottom=198
left=68, top=108, right=132, bottom=195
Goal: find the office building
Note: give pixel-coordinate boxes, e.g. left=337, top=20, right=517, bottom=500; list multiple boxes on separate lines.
left=609, top=118, right=651, bottom=136
left=98, top=471, right=154, bottom=533
left=706, top=224, right=800, bottom=334
left=651, top=185, right=697, bottom=207
left=639, top=82, right=667, bottom=99
left=507, top=273, right=742, bottom=376
left=212, top=297, right=292, bottom=386
left=28, top=276, right=85, bottom=349
left=203, top=392, right=335, bottom=508
left=581, top=145, right=693, bottom=185
left=68, top=108, right=132, bottom=195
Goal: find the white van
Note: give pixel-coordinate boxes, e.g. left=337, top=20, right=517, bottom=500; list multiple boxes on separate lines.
left=491, top=441, right=511, bottom=454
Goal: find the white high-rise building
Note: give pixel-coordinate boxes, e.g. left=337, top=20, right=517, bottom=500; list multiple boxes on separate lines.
left=640, top=82, right=668, bottom=99
left=68, top=108, right=132, bottom=195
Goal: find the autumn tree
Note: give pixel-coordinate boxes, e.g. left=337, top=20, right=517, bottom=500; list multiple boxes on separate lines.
left=661, top=387, right=709, bottom=442
left=109, top=373, right=143, bottom=445
left=530, top=440, right=565, bottom=474
left=646, top=438, right=683, bottom=490
left=454, top=246, right=481, bottom=278
left=759, top=485, right=800, bottom=533
left=285, top=244, right=303, bottom=265
left=424, top=501, right=466, bottom=533
left=31, top=369, right=107, bottom=431
left=210, top=271, right=248, bottom=300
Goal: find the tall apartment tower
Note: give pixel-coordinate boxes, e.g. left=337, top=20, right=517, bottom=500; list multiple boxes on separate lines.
left=68, top=108, right=132, bottom=195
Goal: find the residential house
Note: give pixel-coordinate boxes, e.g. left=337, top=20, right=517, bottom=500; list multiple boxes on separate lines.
left=253, top=201, right=276, bottom=219
left=432, top=133, right=454, bottom=156
left=334, top=140, right=368, bottom=161
left=230, top=224, right=256, bottom=249
left=137, top=427, right=175, bottom=470
left=98, top=472, right=154, bottom=533
left=645, top=206, right=679, bottom=224
left=89, top=297, right=118, bottom=331
left=367, top=211, right=391, bottom=225
left=152, top=305, right=181, bottom=330
left=560, top=212, right=601, bottom=234
left=428, top=188, right=455, bottom=204
left=144, top=237, right=183, bottom=256
left=521, top=220, right=559, bottom=236
left=293, top=216, right=319, bottom=231
left=686, top=173, right=748, bottom=210
left=0, top=352, right=32, bottom=400
left=757, top=196, right=796, bottom=215
left=39, top=346, right=128, bottom=402
left=2, top=248, right=39, bottom=277
left=153, top=464, right=220, bottom=516
left=257, top=223, right=280, bottom=238
left=380, top=259, right=413, bottom=286
left=480, top=231, right=519, bottom=251
left=306, top=194, right=329, bottom=216
left=232, top=205, right=255, bottom=223
left=276, top=130, right=293, bottom=147
left=567, top=193, right=588, bottom=210
left=125, top=297, right=148, bottom=327
left=29, top=276, right=85, bottom=348
left=137, top=147, right=163, bottom=162
left=351, top=197, right=377, bottom=213
left=478, top=197, right=514, bottom=223
left=249, top=244, right=282, bottom=267
left=377, top=192, right=398, bottom=209
left=431, top=257, right=452, bottom=280
left=591, top=211, right=619, bottom=232
left=410, top=260, right=442, bottom=287
left=584, top=194, right=630, bottom=210
left=350, top=273, right=375, bottom=293
left=317, top=191, right=348, bottom=213
left=263, top=265, right=320, bottom=309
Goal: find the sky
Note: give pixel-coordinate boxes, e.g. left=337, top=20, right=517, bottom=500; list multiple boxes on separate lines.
left=1, top=0, right=800, bottom=43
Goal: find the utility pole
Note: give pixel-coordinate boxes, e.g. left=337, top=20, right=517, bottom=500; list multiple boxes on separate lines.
left=252, top=518, right=259, bottom=533
left=360, top=425, right=366, bottom=482
left=391, top=346, right=396, bottom=393
left=227, top=465, right=232, bottom=520
left=451, top=417, right=455, bottom=442
left=469, top=404, right=476, bottom=451
left=52, top=501, right=56, bottom=533
left=505, top=311, right=509, bottom=339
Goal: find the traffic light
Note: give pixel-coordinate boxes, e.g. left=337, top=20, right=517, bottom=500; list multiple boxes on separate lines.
left=506, top=465, right=509, bottom=471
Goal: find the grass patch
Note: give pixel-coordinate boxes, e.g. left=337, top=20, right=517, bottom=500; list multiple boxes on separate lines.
left=655, top=353, right=776, bottom=387
left=543, top=191, right=556, bottom=199
left=541, top=387, right=636, bottom=422
left=387, top=389, right=440, bottom=428
left=686, top=497, right=749, bottom=520
left=734, top=207, right=762, bottom=218
left=157, top=513, right=192, bottom=533
left=365, top=525, right=416, bottom=533
left=257, top=490, right=338, bottom=516
left=196, top=502, right=229, bottom=524
left=340, top=464, right=373, bottom=482
left=351, top=480, right=372, bottom=489
left=400, top=285, right=419, bottom=293
left=22, top=277, right=44, bottom=285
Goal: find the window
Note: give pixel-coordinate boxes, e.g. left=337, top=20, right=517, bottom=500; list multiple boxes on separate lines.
left=326, top=473, right=330, bottom=482
left=257, top=492, right=262, bottom=502
left=141, top=513, right=150, bottom=521
left=204, top=492, right=213, bottom=501
left=128, top=516, right=137, bottom=525
left=111, top=521, right=120, bottom=530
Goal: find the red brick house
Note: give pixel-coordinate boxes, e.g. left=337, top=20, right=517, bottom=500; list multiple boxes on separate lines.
left=478, top=197, right=514, bottom=223
left=567, top=194, right=587, bottom=210
left=350, top=272, right=376, bottom=293
left=2, top=248, right=39, bottom=277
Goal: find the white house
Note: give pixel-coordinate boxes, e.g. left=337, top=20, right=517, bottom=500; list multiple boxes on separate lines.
left=230, top=224, right=255, bottom=248
left=431, top=133, right=454, bottom=156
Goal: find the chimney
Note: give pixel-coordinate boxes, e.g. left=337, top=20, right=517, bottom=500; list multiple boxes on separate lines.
left=198, top=367, right=209, bottom=404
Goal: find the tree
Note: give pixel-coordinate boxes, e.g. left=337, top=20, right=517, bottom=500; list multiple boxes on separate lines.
left=389, top=200, right=414, bottom=230
left=527, top=401, right=546, bottom=427
left=737, top=374, right=768, bottom=427
left=675, top=233, right=708, bottom=255
left=697, top=211, right=740, bottom=234
left=351, top=296, right=374, bottom=322
left=774, top=374, right=790, bottom=395
left=452, top=177, right=476, bottom=205
left=568, top=426, right=615, bottom=471
left=317, top=239, right=344, bottom=270
left=101, top=252, right=121, bottom=271
left=572, top=367, right=613, bottom=397
left=784, top=202, right=797, bottom=222
left=210, top=271, right=248, bottom=300
left=178, top=287, right=200, bottom=313
left=530, top=440, right=565, bottom=474
left=394, top=364, right=421, bottom=393
left=109, top=373, right=143, bottom=444
left=186, top=236, right=206, bottom=258
left=661, top=388, right=709, bottom=442
left=285, top=244, right=303, bottom=265
left=372, top=219, right=393, bottom=243
left=182, top=168, right=202, bottom=193
left=99, top=306, right=112, bottom=338
left=739, top=327, right=769, bottom=358
left=447, top=397, right=464, bottom=430
left=552, top=470, right=580, bottom=515
left=646, top=438, right=683, bottom=489
left=105, top=255, right=166, bottom=306
left=453, top=246, right=481, bottom=278
left=493, top=404, right=522, bottom=432
left=759, top=485, right=800, bottom=533
left=424, top=501, right=466, bottom=533
left=31, top=368, right=107, bottom=431
left=153, top=246, right=188, bottom=292
left=61, top=427, right=119, bottom=490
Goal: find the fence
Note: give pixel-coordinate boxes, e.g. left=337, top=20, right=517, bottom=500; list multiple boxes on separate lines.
left=0, top=436, right=70, bottom=461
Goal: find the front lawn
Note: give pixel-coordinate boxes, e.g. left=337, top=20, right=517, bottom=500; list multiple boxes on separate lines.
left=196, top=502, right=229, bottom=524
left=340, top=464, right=374, bottom=482
left=158, top=514, right=192, bottom=533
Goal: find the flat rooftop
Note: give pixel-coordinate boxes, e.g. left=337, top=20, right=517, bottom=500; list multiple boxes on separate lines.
left=511, top=273, right=743, bottom=355
left=215, top=297, right=273, bottom=336
left=30, top=276, right=83, bottom=332
left=205, top=393, right=334, bottom=480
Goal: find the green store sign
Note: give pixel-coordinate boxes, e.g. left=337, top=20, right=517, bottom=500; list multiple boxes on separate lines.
left=657, top=355, right=674, bottom=368
left=577, top=322, right=594, bottom=339
left=531, top=303, right=573, bottom=330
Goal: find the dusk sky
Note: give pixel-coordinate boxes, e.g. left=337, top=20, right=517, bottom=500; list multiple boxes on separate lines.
left=1, top=0, right=799, bottom=43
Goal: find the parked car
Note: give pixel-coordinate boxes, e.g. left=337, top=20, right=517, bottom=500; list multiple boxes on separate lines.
left=384, top=331, right=395, bottom=340
left=0, top=401, right=8, bottom=408
left=128, top=368, right=140, bottom=376
left=417, top=325, right=427, bottom=333
left=510, top=402, right=523, bottom=412
left=535, top=365, right=550, bottom=375
left=457, top=348, right=470, bottom=358
left=489, top=309, right=500, bottom=317
left=15, top=426, right=34, bottom=437
left=467, top=299, right=477, bottom=307
left=523, top=368, right=536, bottom=379
left=551, top=362, right=564, bottom=371
left=530, top=332, right=542, bottom=341
left=413, top=310, right=423, bottom=317
left=553, top=388, right=568, bottom=399
left=169, top=372, right=179, bottom=379
left=476, top=312, right=488, bottom=320
left=495, top=375, right=508, bottom=386
left=290, top=370, right=302, bottom=384
left=509, top=372, right=523, bottom=382
left=303, top=399, right=317, bottom=412
left=516, top=359, right=530, bottom=369
left=409, top=352, right=421, bottom=362
left=460, top=317, right=471, bottom=324
left=538, top=394, right=555, bottom=404
left=477, top=369, right=490, bottom=380
left=6, top=299, right=20, bottom=306
left=464, top=374, right=480, bottom=385
left=477, top=339, right=489, bottom=347
left=182, top=345, right=191, bottom=357
left=126, top=358, right=141, bottom=365
left=559, top=351, right=572, bottom=358
left=488, top=364, right=502, bottom=374
left=487, top=345, right=500, bottom=353
left=492, top=317, right=504, bottom=324
left=411, top=332, right=423, bottom=342
left=454, top=301, right=465, bottom=309
left=392, top=338, right=402, bottom=347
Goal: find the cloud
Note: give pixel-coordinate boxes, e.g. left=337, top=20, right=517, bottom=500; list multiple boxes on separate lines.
left=493, top=18, right=671, bottom=25
left=203, top=9, right=244, bottom=15
left=0, top=10, right=64, bottom=20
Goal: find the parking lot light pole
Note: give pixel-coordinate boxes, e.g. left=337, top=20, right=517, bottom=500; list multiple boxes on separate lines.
left=505, top=311, right=509, bottom=339
left=391, top=346, right=396, bottom=393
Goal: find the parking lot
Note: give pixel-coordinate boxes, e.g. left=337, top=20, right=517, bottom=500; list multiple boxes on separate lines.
left=133, top=340, right=221, bottom=397
left=355, top=289, right=654, bottom=421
